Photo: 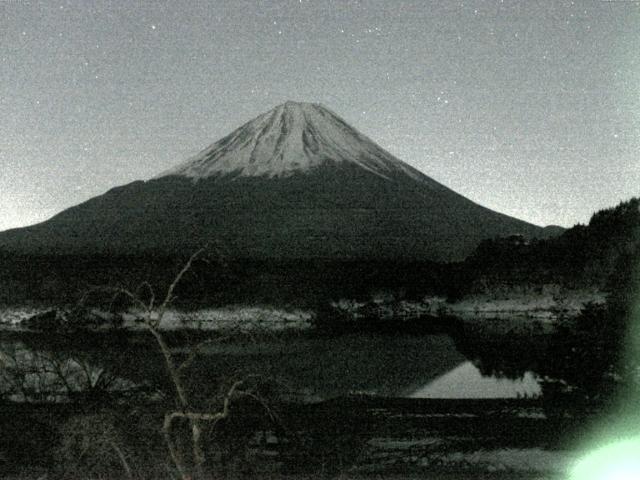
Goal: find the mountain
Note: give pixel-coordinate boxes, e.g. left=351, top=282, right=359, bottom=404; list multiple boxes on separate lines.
left=0, top=101, right=555, bottom=261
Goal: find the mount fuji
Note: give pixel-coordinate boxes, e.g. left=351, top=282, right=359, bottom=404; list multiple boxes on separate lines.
left=0, top=101, right=552, bottom=261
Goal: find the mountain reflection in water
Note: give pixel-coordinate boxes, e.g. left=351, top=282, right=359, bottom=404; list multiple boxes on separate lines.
left=1, top=332, right=550, bottom=403
left=410, top=362, right=542, bottom=399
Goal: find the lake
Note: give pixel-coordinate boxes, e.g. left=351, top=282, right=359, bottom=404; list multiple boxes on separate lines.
left=0, top=332, right=547, bottom=403
left=0, top=329, right=625, bottom=478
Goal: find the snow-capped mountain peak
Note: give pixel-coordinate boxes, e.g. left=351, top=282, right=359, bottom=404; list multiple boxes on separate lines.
left=159, top=101, right=422, bottom=180
left=0, top=100, right=548, bottom=261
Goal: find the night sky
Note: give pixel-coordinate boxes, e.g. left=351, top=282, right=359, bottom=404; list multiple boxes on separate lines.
left=2, top=0, right=638, bottom=231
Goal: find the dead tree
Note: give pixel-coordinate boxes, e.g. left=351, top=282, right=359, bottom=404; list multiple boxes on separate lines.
left=100, top=248, right=274, bottom=480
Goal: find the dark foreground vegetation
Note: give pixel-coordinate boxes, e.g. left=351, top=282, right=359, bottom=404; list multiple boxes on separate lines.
left=0, top=395, right=597, bottom=480
left=0, top=255, right=457, bottom=308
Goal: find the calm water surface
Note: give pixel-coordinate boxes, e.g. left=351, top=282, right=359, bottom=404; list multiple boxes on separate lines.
left=0, top=330, right=622, bottom=477
left=0, top=332, right=544, bottom=402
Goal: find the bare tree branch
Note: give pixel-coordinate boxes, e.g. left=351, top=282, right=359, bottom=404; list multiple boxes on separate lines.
left=73, top=245, right=276, bottom=480
left=159, top=247, right=208, bottom=315
left=109, top=439, right=134, bottom=480
left=136, top=280, right=157, bottom=311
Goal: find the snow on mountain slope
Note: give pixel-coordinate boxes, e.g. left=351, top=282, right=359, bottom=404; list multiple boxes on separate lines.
left=160, top=101, right=426, bottom=182
left=0, top=100, right=551, bottom=261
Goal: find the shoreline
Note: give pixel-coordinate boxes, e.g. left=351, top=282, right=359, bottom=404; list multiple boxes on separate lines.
left=0, top=286, right=606, bottom=336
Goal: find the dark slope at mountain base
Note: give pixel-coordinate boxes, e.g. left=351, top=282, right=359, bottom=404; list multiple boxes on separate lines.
left=0, top=163, right=546, bottom=262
